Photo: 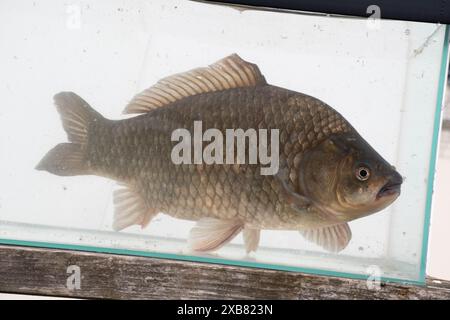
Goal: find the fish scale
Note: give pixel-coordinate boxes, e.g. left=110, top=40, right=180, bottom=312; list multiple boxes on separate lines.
left=86, top=85, right=350, bottom=226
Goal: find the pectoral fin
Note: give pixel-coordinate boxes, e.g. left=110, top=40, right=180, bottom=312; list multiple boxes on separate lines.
left=275, top=170, right=311, bottom=211
left=189, top=218, right=243, bottom=252
left=243, top=227, right=260, bottom=253
left=299, top=223, right=352, bottom=253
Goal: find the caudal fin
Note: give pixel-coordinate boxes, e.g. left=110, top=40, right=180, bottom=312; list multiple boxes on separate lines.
left=36, top=92, right=104, bottom=176
left=35, top=143, right=88, bottom=176
left=53, top=91, right=104, bottom=144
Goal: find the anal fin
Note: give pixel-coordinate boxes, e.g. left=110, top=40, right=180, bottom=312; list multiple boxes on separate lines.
left=113, top=185, right=157, bottom=231
left=299, top=223, right=352, bottom=253
left=189, top=218, right=243, bottom=252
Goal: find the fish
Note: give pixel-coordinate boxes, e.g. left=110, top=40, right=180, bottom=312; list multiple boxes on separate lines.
left=36, top=53, right=403, bottom=253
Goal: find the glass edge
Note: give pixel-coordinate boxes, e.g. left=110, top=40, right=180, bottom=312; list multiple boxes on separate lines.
left=0, top=237, right=424, bottom=286
left=420, top=24, right=450, bottom=283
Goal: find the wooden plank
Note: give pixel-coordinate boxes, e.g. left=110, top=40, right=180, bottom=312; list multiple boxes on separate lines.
left=0, top=244, right=449, bottom=299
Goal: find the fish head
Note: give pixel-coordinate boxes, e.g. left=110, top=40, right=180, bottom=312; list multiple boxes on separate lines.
left=299, top=132, right=403, bottom=221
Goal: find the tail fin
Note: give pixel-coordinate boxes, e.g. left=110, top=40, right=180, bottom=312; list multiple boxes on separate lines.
left=36, top=92, right=104, bottom=176
left=36, top=143, right=88, bottom=176
left=54, top=92, right=104, bottom=144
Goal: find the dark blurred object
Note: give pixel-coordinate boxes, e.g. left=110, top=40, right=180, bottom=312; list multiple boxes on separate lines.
left=439, top=71, right=450, bottom=159
left=443, top=69, right=450, bottom=131
left=443, top=120, right=450, bottom=131
left=199, top=0, right=450, bottom=24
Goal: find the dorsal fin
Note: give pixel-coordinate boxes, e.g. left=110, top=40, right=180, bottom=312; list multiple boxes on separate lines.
left=124, top=53, right=267, bottom=114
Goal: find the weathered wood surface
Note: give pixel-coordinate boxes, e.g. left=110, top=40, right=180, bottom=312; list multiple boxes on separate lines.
left=0, top=244, right=449, bottom=299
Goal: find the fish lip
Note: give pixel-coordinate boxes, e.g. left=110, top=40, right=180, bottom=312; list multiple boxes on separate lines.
left=377, top=182, right=401, bottom=199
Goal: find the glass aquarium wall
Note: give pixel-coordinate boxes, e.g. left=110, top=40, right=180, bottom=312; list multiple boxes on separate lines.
left=0, top=0, right=448, bottom=283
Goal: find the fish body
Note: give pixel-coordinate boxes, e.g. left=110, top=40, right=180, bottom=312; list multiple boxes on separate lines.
left=37, top=54, right=402, bottom=253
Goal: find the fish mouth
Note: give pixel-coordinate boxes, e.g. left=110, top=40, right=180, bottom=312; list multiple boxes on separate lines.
left=377, top=181, right=402, bottom=199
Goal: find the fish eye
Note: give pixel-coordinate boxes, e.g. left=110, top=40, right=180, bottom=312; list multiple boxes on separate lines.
left=355, top=166, right=370, bottom=181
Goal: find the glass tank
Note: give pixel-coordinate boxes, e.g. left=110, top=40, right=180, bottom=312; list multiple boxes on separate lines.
left=0, top=0, right=449, bottom=284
